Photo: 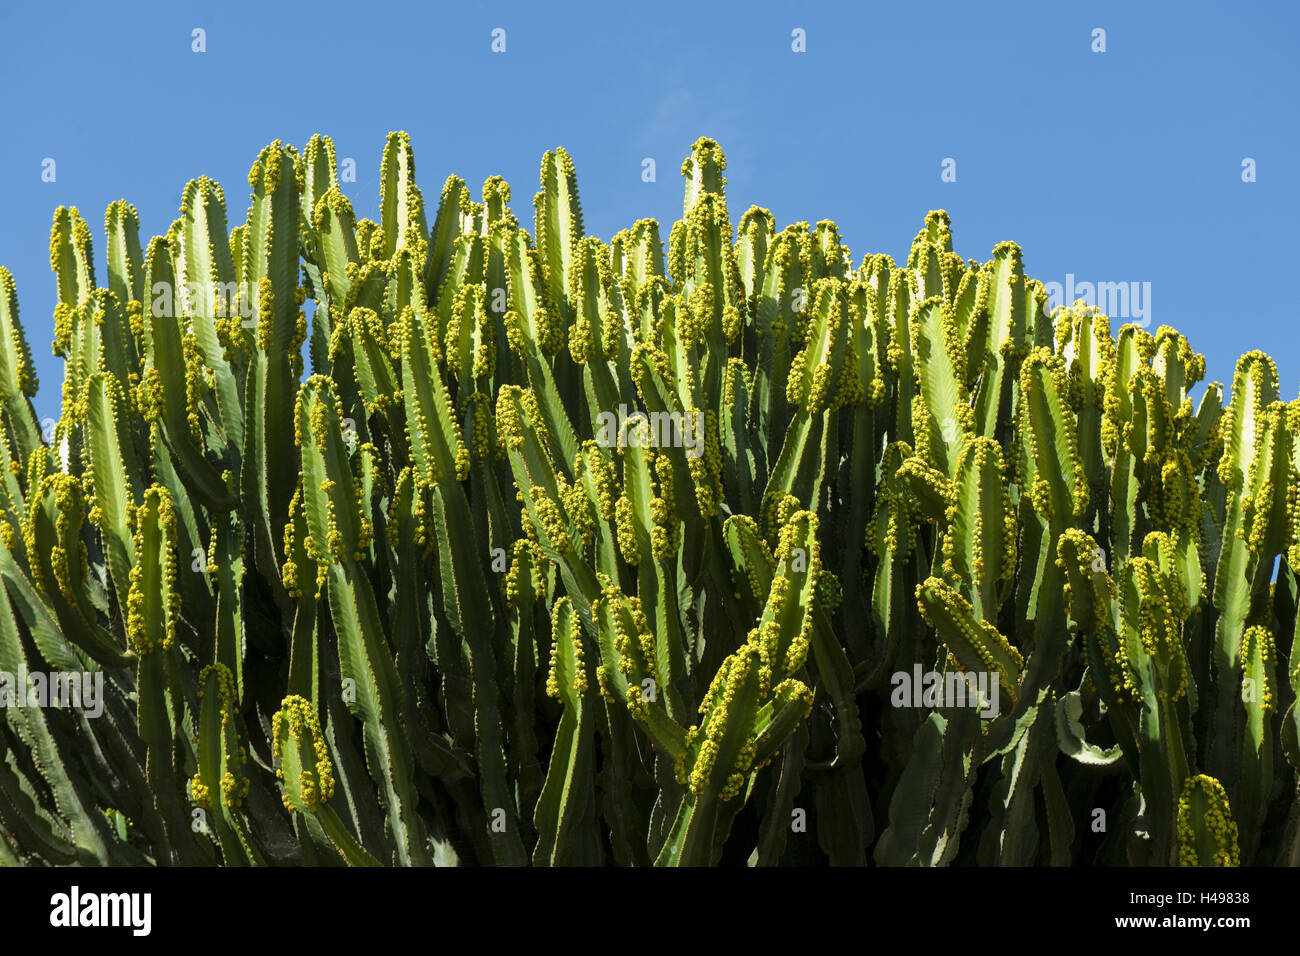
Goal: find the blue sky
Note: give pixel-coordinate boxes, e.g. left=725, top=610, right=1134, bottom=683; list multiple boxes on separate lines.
left=1, top=0, right=1296, bottom=422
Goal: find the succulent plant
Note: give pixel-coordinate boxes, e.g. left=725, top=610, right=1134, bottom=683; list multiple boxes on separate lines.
left=0, top=133, right=1295, bottom=867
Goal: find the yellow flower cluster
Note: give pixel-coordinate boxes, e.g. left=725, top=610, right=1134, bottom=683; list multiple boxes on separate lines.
left=1176, top=775, right=1240, bottom=867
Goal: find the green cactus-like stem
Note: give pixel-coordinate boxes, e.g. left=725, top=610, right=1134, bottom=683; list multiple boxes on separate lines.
left=296, top=376, right=431, bottom=865
left=0, top=565, right=114, bottom=863
left=916, top=577, right=1023, bottom=706
left=0, top=267, right=43, bottom=461
left=240, top=142, right=308, bottom=593
left=534, top=597, right=601, bottom=865
left=1209, top=352, right=1278, bottom=790
left=190, top=663, right=259, bottom=865
left=140, top=236, right=239, bottom=511
left=82, top=372, right=144, bottom=618
left=272, top=694, right=379, bottom=866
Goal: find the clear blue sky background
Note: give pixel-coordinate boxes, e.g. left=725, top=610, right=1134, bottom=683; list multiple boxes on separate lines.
left=1, top=0, right=1295, bottom=425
